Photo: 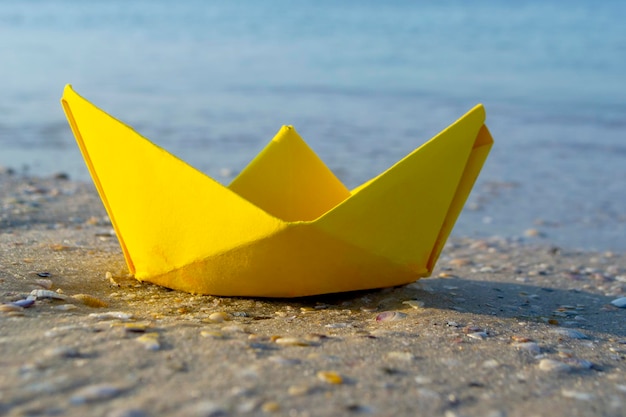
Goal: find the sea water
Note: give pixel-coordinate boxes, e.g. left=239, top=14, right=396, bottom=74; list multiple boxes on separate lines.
left=1, top=0, right=625, bottom=251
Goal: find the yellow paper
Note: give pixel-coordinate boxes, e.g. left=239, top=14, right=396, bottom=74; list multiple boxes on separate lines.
left=61, top=85, right=493, bottom=297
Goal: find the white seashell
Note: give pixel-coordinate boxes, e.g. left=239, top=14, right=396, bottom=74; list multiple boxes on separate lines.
left=467, top=331, right=488, bottom=340
left=402, top=300, right=425, bottom=309
left=88, top=311, right=133, bottom=320
left=610, top=297, right=626, bottom=308
left=29, top=289, right=67, bottom=300
left=538, top=359, right=572, bottom=373
left=375, top=311, right=407, bottom=322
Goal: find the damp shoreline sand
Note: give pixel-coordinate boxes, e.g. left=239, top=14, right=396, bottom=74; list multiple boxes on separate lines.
left=1, top=170, right=625, bottom=417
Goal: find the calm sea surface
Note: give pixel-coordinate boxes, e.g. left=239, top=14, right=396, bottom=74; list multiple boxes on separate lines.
left=1, top=0, right=625, bottom=250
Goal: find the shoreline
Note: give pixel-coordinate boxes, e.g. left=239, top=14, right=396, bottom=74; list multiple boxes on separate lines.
left=3, top=160, right=625, bottom=254
left=1, top=171, right=625, bottom=417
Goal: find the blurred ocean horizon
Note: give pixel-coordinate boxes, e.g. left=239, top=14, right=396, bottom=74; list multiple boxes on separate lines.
left=1, top=0, right=625, bottom=251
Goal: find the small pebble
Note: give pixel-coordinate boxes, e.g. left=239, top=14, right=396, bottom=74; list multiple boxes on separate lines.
left=325, top=322, right=352, bottom=328
left=106, top=271, right=120, bottom=287
left=275, top=337, right=314, bottom=347
left=402, top=300, right=425, bottom=309
left=201, top=330, right=226, bottom=339
left=34, top=278, right=53, bottom=289
left=463, top=325, right=483, bottom=334
left=417, top=388, right=440, bottom=400
left=610, top=297, right=626, bottom=308
left=557, top=347, right=572, bottom=358
left=50, top=243, right=70, bottom=251
left=563, top=358, right=594, bottom=370
left=511, top=335, right=532, bottom=343
left=538, top=359, right=572, bottom=373
left=414, top=376, right=434, bottom=385
left=288, top=385, right=312, bottom=396
left=70, top=384, right=126, bottom=404
left=208, top=312, right=230, bottom=323
left=317, top=371, right=343, bottom=384
left=268, top=356, right=301, bottom=366
left=261, top=401, right=280, bottom=413
left=136, top=333, right=160, bottom=351
left=386, top=351, right=416, bottom=361
left=221, top=324, right=245, bottom=333
left=186, top=400, right=227, bottom=417
left=449, top=258, right=472, bottom=267
left=89, top=311, right=133, bottom=321
left=123, top=322, right=151, bottom=333
left=515, top=342, right=541, bottom=355
left=467, top=332, right=488, bottom=340
left=482, top=359, right=500, bottom=369
left=561, top=389, right=594, bottom=401
left=236, top=399, right=262, bottom=413
left=553, top=328, right=589, bottom=339
left=54, top=304, right=78, bottom=311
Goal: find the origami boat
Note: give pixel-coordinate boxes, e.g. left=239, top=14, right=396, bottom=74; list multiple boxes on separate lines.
left=61, top=85, right=493, bottom=297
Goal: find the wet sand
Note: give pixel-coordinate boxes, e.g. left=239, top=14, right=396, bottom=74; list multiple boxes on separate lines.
left=1, top=169, right=625, bottom=417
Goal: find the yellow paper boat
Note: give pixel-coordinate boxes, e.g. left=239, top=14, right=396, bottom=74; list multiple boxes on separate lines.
left=61, top=85, right=493, bottom=297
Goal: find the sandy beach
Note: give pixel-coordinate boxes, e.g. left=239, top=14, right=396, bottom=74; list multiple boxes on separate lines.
left=1, top=169, right=625, bottom=417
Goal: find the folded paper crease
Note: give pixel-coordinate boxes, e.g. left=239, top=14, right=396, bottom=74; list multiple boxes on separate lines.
left=61, top=84, right=493, bottom=297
